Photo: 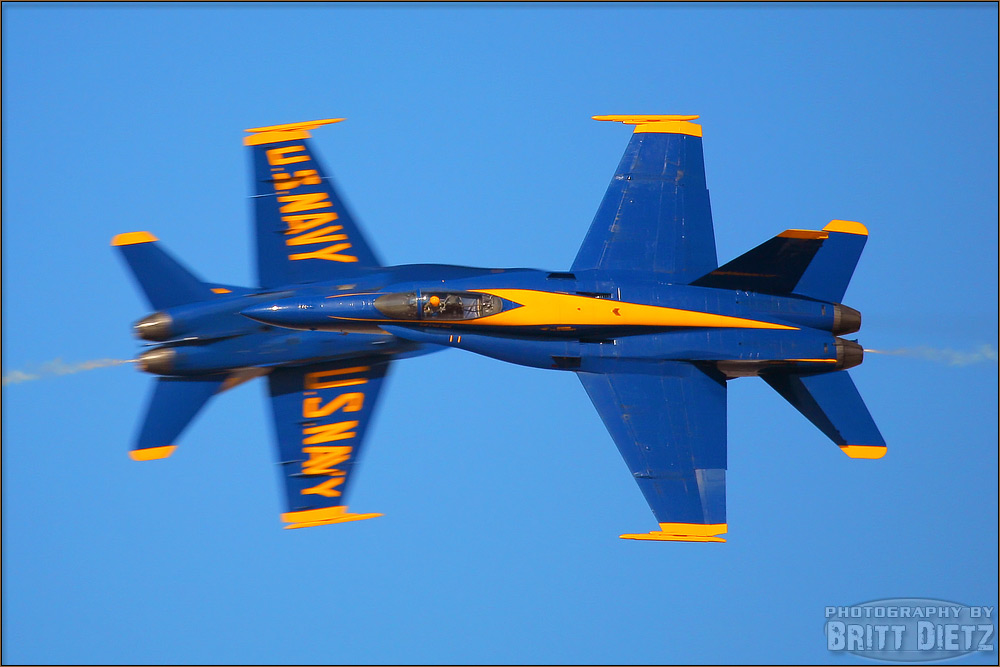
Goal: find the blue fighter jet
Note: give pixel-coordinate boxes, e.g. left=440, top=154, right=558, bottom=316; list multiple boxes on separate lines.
left=114, top=116, right=884, bottom=541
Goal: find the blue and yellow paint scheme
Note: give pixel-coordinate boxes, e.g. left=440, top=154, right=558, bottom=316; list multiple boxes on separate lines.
left=113, top=115, right=885, bottom=539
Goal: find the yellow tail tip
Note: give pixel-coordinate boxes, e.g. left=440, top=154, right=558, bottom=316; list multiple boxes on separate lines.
left=281, top=505, right=382, bottom=529
left=129, top=445, right=176, bottom=461
left=620, top=522, right=727, bottom=542
left=840, top=445, right=887, bottom=459
left=592, top=114, right=700, bottom=123
left=112, top=231, right=158, bottom=246
left=244, top=118, right=344, bottom=133
left=823, top=220, right=868, bottom=236
left=592, top=115, right=702, bottom=137
left=243, top=118, right=344, bottom=146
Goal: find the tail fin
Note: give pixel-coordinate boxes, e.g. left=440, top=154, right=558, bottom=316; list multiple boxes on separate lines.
left=762, top=370, right=886, bottom=459
left=112, top=232, right=215, bottom=310
left=130, top=376, right=224, bottom=460
left=691, top=220, right=868, bottom=303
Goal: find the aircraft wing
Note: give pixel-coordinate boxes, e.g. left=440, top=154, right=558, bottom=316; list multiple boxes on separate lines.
left=246, top=120, right=381, bottom=288
left=572, top=116, right=717, bottom=282
left=577, top=361, right=728, bottom=542
left=267, top=358, right=390, bottom=528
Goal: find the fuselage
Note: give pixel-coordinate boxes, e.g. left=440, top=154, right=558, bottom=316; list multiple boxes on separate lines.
left=134, top=263, right=863, bottom=379
left=113, top=116, right=886, bottom=534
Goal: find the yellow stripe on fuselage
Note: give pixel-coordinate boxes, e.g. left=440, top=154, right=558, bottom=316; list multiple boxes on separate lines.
left=467, top=289, right=797, bottom=330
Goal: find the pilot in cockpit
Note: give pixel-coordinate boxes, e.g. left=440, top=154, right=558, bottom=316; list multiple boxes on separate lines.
left=424, top=295, right=444, bottom=316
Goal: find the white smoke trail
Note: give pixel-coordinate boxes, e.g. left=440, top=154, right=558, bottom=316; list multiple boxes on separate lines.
left=2, top=358, right=133, bottom=386
left=864, top=344, right=998, bottom=366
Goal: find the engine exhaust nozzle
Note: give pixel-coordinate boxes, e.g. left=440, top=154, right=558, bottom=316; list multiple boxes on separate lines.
left=134, top=312, right=174, bottom=341
left=832, top=304, right=861, bottom=336
left=137, top=348, right=176, bottom=375
left=835, top=338, right=864, bottom=371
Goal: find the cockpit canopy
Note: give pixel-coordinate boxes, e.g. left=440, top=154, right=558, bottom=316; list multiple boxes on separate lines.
left=374, top=291, right=502, bottom=321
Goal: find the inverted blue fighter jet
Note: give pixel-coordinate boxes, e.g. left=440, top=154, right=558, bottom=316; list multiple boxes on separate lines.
left=114, top=115, right=884, bottom=541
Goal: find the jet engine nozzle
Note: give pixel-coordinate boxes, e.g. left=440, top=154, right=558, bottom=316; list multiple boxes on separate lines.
left=835, top=338, right=864, bottom=371
left=134, top=312, right=174, bottom=341
left=832, top=304, right=861, bottom=336
left=137, top=347, right=176, bottom=375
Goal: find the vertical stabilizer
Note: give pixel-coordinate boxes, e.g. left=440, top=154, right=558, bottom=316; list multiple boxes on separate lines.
left=130, top=376, right=224, bottom=460
left=112, top=232, right=215, bottom=310
left=691, top=220, right=868, bottom=302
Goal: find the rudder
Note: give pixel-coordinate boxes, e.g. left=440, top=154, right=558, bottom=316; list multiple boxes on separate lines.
left=691, top=220, right=868, bottom=303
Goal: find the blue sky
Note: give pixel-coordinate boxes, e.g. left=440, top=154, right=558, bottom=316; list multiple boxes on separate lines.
left=2, top=3, right=996, bottom=664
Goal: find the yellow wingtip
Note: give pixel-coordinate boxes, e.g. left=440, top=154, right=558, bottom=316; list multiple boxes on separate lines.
left=620, top=522, right=728, bottom=542
left=112, top=231, right=158, bottom=246
left=840, top=445, right=887, bottom=459
left=620, top=533, right=727, bottom=543
left=593, top=114, right=702, bottom=137
left=243, top=118, right=345, bottom=146
left=281, top=505, right=383, bottom=529
left=129, top=445, right=176, bottom=461
left=244, top=118, right=345, bottom=133
left=823, top=220, right=868, bottom=236
left=592, top=114, right=700, bottom=122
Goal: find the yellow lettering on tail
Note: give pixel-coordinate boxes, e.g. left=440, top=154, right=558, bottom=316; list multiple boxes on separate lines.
left=301, top=476, right=345, bottom=498
left=273, top=169, right=321, bottom=191
left=278, top=193, right=332, bottom=213
left=288, top=243, right=358, bottom=262
left=283, top=212, right=339, bottom=234
left=286, top=226, right=348, bottom=247
left=303, top=393, right=365, bottom=418
left=301, top=445, right=353, bottom=475
left=266, top=146, right=310, bottom=165
left=304, top=366, right=370, bottom=390
left=302, top=421, right=359, bottom=444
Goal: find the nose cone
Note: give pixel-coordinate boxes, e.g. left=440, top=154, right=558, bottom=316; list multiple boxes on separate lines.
left=241, top=298, right=322, bottom=329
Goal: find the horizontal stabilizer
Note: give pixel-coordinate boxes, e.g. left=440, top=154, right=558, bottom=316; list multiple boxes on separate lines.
left=130, top=376, right=224, bottom=460
left=763, top=370, right=886, bottom=458
left=691, top=221, right=868, bottom=302
left=113, top=232, right=215, bottom=310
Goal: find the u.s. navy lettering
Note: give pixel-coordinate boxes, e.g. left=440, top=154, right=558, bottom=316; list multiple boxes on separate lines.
left=298, top=367, right=369, bottom=497
left=266, top=146, right=358, bottom=262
